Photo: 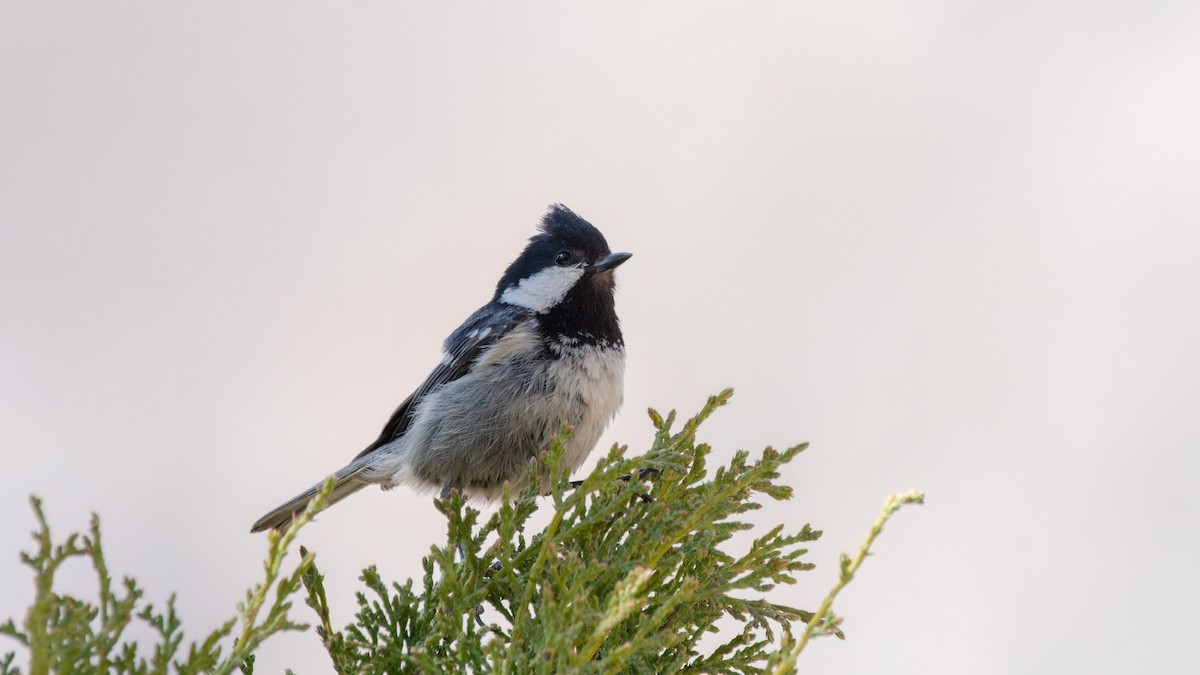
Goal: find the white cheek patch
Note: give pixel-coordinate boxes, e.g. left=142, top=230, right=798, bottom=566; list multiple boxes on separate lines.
left=500, top=265, right=586, bottom=312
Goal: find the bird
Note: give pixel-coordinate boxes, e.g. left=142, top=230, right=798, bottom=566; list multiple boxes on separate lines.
left=251, top=205, right=631, bottom=533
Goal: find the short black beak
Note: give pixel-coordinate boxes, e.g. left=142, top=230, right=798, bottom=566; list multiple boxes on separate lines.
left=593, top=251, right=632, bottom=272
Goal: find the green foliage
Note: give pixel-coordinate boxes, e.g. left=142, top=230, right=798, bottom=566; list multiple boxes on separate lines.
left=0, top=481, right=336, bottom=675
left=2, top=390, right=924, bottom=674
left=765, top=489, right=924, bottom=673
left=299, top=389, right=908, bottom=674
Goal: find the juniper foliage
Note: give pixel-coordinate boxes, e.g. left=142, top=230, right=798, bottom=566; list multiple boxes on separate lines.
left=0, top=483, right=336, bottom=675
left=300, top=389, right=838, bottom=673
left=2, top=390, right=923, bottom=674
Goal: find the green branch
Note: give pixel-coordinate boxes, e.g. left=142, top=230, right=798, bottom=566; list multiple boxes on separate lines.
left=771, top=489, right=926, bottom=674
left=2, top=482, right=334, bottom=674
left=3, top=392, right=925, bottom=674
left=299, top=391, right=923, bottom=673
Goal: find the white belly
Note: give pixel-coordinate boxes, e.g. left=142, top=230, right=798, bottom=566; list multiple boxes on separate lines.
left=547, top=343, right=626, bottom=472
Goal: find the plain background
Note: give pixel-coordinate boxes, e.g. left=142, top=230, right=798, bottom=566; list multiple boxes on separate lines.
left=2, top=1, right=1198, bottom=673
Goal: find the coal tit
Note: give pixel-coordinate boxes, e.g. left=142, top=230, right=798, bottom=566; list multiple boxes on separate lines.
left=252, top=205, right=631, bottom=532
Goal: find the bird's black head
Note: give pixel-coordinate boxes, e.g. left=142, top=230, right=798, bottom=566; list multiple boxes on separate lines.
left=495, top=205, right=630, bottom=311
left=495, top=205, right=631, bottom=344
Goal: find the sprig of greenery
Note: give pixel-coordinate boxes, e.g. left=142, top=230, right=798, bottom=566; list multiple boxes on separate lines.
left=766, top=490, right=925, bottom=674
left=300, top=389, right=899, bottom=674
left=1, top=480, right=335, bottom=674
left=2, top=390, right=924, bottom=673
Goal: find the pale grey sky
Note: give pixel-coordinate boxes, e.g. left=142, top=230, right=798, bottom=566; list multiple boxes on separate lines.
left=2, top=2, right=1198, bottom=673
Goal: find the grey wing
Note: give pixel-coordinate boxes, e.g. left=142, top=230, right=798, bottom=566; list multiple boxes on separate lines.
left=354, top=303, right=530, bottom=459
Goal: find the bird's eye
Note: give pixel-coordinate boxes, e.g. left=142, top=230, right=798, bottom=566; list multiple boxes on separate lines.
left=554, top=251, right=572, bottom=266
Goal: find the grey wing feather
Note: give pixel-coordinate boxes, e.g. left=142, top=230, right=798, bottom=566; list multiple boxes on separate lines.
left=251, top=303, right=530, bottom=533
left=355, top=303, right=530, bottom=459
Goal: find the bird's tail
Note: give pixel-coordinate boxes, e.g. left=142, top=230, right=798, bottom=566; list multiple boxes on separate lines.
left=250, top=460, right=371, bottom=533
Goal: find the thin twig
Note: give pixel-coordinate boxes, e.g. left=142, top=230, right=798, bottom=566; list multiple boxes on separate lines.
left=773, top=490, right=925, bottom=673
